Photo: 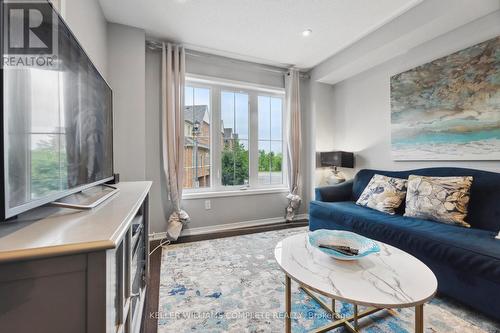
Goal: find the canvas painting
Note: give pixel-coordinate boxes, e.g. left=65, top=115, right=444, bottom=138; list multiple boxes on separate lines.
left=391, top=36, right=500, bottom=160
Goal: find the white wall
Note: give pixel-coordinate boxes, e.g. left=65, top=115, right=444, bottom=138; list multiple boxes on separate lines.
left=107, top=24, right=147, bottom=182
left=300, top=77, right=314, bottom=213
left=307, top=81, right=336, bottom=186
left=329, top=11, right=500, bottom=175
left=62, top=0, right=108, bottom=78
left=146, top=49, right=312, bottom=232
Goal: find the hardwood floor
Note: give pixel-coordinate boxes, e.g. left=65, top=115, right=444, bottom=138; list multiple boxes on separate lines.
left=142, top=220, right=308, bottom=333
left=143, top=238, right=163, bottom=333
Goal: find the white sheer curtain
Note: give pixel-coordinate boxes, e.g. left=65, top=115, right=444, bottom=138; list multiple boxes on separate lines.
left=161, top=43, right=189, bottom=240
left=285, top=69, right=302, bottom=221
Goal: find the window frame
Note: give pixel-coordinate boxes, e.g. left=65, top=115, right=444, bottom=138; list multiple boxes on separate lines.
left=183, top=75, right=287, bottom=196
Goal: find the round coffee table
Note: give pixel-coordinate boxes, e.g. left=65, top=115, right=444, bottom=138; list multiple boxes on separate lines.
left=274, top=232, right=437, bottom=333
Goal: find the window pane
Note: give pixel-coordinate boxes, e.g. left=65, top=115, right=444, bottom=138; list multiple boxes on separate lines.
left=221, top=91, right=234, bottom=134
left=270, top=141, right=283, bottom=185
left=184, top=86, right=194, bottom=108
left=234, top=139, right=249, bottom=185
left=259, top=95, right=283, bottom=186
left=258, top=140, right=271, bottom=185
left=221, top=139, right=249, bottom=186
left=221, top=91, right=249, bottom=186
left=258, top=96, right=270, bottom=140
left=270, top=97, right=282, bottom=140
left=194, top=87, right=210, bottom=107
left=235, top=93, right=248, bottom=140
left=221, top=147, right=235, bottom=185
left=184, top=86, right=211, bottom=189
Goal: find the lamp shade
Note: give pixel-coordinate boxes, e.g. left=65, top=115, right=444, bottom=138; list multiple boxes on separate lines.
left=320, top=151, right=354, bottom=168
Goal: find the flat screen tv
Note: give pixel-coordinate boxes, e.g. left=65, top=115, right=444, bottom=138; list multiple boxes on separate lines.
left=0, top=0, right=113, bottom=220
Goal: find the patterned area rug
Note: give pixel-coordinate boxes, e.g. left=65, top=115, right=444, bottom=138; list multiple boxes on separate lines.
left=157, top=227, right=500, bottom=332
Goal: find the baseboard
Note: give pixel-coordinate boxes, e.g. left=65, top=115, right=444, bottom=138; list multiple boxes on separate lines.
left=149, top=214, right=308, bottom=240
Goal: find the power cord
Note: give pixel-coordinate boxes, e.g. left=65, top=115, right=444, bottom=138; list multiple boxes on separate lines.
left=150, top=237, right=170, bottom=256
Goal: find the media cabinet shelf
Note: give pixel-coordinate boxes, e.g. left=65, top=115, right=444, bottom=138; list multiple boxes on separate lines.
left=0, top=181, right=152, bottom=333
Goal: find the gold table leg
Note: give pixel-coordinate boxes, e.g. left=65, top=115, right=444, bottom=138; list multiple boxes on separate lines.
left=299, top=285, right=397, bottom=333
left=285, top=275, right=291, bottom=333
left=353, top=304, right=359, bottom=329
left=415, top=304, right=424, bottom=333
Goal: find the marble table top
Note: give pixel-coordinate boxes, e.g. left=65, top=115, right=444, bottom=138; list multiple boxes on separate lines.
left=274, top=232, right=437, bottom=308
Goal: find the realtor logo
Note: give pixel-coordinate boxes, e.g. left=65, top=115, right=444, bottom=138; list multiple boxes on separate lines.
left=2, top=0, right=58, bottom=68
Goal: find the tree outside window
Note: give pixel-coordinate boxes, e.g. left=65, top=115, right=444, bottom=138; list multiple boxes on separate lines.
left=221, top=91, right=249, bottom=186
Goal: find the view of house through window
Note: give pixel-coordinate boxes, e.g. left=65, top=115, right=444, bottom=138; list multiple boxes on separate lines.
left=184, top=81, right=284, bottom=192
left=184, top=86, right=211, bottom=189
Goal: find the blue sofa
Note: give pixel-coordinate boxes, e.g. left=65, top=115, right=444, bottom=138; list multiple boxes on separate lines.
left=309, top=168, right=500, bottom=320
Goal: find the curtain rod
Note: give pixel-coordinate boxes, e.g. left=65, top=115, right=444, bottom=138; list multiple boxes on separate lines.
left=145, top=39, right=310, bottom=79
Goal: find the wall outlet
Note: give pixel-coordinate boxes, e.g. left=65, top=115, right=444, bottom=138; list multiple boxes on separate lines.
left=204, top=200, right=211, bottom=210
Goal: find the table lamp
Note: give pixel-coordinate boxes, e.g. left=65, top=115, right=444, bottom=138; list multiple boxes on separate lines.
left=319, top=151, right=354, bottom=184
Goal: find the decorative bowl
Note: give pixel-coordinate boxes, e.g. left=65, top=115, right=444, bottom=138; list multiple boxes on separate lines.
left=308, top=230, right=380, bottom=260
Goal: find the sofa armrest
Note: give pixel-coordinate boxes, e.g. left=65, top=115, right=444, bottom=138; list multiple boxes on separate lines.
left=315, top=180, right=354, bottom=202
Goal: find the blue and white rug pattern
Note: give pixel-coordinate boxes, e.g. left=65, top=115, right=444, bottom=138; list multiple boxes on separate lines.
left=157, top=227, right=500, bottom=332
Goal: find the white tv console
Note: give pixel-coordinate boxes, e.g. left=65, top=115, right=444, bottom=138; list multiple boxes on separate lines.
left=0, top=181, right=152, bottom=333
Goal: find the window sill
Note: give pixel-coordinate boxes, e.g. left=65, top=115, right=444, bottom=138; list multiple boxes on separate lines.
left=182, top=187, right=289, bottom=200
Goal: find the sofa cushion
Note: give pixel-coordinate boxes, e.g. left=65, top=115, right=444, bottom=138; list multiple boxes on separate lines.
left=356, top=174, right=407, bottom=215
left=352, top=168, right=500, bottom=232
left=404, top=175, right=472, bottom=228
left=309, top=201, right=500, bottom=281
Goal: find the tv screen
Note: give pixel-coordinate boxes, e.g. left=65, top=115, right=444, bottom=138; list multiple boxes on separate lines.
left=1, top=1, right=113, bottom=219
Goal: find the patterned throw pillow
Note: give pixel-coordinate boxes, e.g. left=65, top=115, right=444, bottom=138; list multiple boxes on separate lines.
left=356, top=174, right=408, bottom=215
left=404, top=175, right=473, bottom=227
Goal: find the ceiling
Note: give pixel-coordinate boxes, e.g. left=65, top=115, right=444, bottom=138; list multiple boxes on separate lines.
left=98, top=0, right=422, bottom=69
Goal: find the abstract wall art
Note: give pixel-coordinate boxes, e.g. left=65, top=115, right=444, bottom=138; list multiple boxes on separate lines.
left=391, top=36, right=500, bottom=160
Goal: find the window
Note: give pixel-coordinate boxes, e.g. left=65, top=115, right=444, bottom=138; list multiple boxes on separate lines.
left=183, top=78, right=285, bottom=193
left=183, top=86, right=211, bottom=189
